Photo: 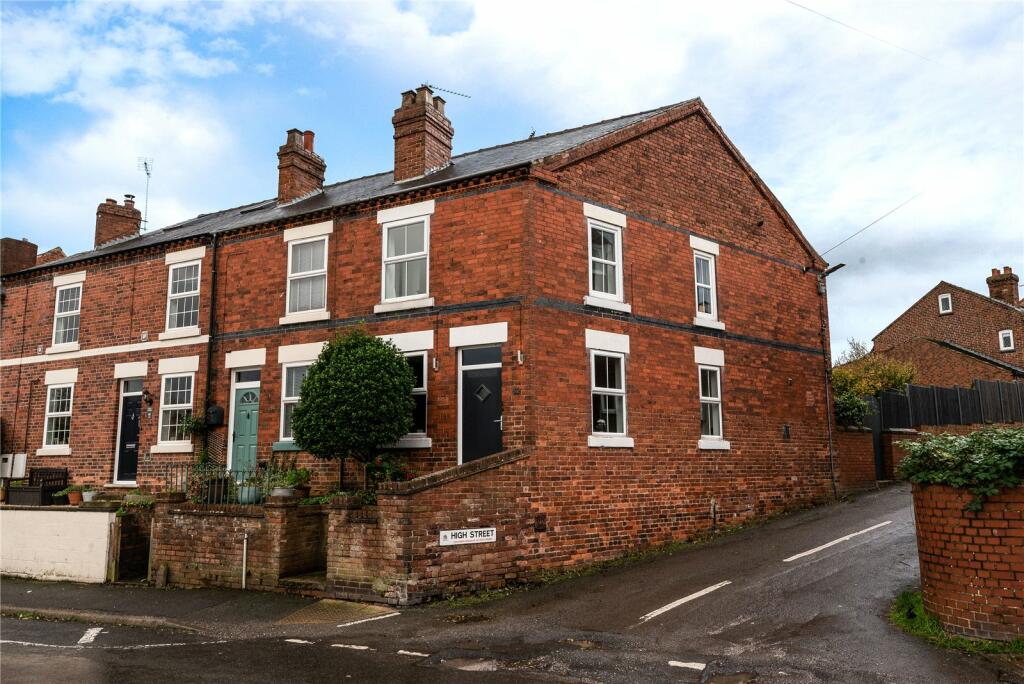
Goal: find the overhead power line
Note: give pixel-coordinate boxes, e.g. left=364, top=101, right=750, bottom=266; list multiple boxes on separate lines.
left=820, top=193, right=922, bottom=256
left=782, top=0, right=933, bottom=63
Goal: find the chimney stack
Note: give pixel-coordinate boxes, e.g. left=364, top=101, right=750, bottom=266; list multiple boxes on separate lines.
left=392, top=85, right=454, bottom=182
left=0, top=237, right=39, bottom=275
left=277, top=128, right=325, bottom=203
left=986, top=266, right=1020, bottom=305
left=95, top=195, right=141, bottom=248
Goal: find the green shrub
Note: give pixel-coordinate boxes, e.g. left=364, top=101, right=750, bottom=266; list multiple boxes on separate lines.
left=897, top=427, right=1024, bottom=511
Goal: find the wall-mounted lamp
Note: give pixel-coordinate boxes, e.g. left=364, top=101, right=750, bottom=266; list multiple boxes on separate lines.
left=140, top=330, right=149, bottom=342
left=432, top=356, right=439, bottom=372
left=142, top=389, right=154, bottom=407
left=517, top=350, right=525, bottom=365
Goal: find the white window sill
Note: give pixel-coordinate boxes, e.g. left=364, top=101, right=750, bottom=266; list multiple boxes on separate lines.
left=583, top=295, right=632, bottom=314
left=588, top=435, right=635, bottom=448
left=1000, top=348, right=1015, bottom=353
left=693, top=317, right=725, bottom=331
left=279, top=310, right=330, bottom=325
left=45, top=342, right=80, bottom=355
left=698, top=438, right=731, bottom=450
left=392, top=435, right=432, bottom=449
left=36, top=446, right=71, bottom=456
left=108, top=482, right=138, bottom=488
left=374, top=297, right=434, bottom=314
left=158, top=326, right=201, bottom=341
left=150, top=442, right=193, bottom=454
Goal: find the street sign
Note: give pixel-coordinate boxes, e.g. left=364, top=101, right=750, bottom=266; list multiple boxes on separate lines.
left=439, top=527, right=496, bottom=546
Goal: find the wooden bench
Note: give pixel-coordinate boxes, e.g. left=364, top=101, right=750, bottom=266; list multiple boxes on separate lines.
left=5, top=468, right=69, bottom=506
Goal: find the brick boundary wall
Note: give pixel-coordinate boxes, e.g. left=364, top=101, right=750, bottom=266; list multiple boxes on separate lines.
left=834, top=426, right=876, bottom=494
left=911, top=484, right=1024, bottom=642
left=149, top=494, right=326, bottom=589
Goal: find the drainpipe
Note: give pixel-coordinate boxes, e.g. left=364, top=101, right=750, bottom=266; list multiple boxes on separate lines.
left=814, top=263, right=845, bottom=500
left=241, top=532, right=249, bottom=590
left=202, top=233, right=220, bottom=458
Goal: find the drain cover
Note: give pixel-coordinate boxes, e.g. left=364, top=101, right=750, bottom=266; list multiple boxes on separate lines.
left=276, top=599, right=395, bottom=625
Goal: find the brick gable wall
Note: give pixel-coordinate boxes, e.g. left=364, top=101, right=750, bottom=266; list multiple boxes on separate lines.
left=873, top=283, right=1023, bottom=372
left=876, top=337, right=1016, bottom=387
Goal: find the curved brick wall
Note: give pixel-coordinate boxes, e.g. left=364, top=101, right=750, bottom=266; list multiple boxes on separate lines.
left=912, top=484, right=1024, bottom=641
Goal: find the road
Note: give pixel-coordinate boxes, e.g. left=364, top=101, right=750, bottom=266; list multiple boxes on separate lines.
left=2, top=484, right=1018, bottom=683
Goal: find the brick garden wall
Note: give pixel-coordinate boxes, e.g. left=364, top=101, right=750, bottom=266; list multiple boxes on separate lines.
left=149, top=496, right=326, bottom=590
left=912, top=483, right=1024, bottom=642
left=834, top=427, right=876, bottom=494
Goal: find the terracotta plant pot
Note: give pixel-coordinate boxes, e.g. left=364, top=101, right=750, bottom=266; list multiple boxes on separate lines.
left=67, top=490, right=83, bottom=505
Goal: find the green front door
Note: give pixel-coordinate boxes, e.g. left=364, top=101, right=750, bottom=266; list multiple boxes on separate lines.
left=232, top=387, right=260, bottom=472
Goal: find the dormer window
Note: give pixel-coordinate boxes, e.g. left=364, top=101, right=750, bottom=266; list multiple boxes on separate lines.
left=938, top=293, right=952, bottom=314
left=999, top=330, right=1015, bottom=352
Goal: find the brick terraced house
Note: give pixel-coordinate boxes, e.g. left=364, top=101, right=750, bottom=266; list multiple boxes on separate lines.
left=871, top=267, right=1024, bottom=386
left=2, top=87, right=838, bottom=571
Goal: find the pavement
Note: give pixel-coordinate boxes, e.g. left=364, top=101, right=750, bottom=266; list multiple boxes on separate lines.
left=2, top=483, right=1021, bottom=683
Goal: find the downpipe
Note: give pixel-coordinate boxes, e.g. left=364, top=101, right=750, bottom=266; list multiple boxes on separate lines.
left=242, top=532, right=248, bottom=590
left=813, top=263, right=845, bottom=500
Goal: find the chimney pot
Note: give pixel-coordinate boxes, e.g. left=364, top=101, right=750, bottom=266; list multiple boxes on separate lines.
left=1004, top=266, right=1012, bottom=274
left=302, top=131, right=315, bottom=152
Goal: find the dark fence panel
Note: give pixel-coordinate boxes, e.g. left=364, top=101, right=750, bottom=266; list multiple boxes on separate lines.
left=875, top=379, right=1021, bottom=430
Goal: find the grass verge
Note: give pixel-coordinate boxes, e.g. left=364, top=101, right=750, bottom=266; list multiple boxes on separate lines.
left=890, top=591, right=1024, bottom=655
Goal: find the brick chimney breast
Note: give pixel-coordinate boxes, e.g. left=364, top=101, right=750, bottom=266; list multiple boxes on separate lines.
left=986, top=265, right=1020, bottom=305
left=95, top=195, right=142, bottom=248
left=277, top=128, right=326, bottom=204
left=0, top=237, right=39, bottom=275
left=392, top=85, right=454, bottom=182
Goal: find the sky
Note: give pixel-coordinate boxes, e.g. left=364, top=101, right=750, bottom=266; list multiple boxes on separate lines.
left=2, top=0, right=1022, bottom=359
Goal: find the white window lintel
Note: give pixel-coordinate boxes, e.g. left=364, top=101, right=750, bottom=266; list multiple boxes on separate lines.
left=380, top=330, right=435, bottom=352
left=53, top=271, right=86, bottom=287
left=377, top=200, right=436, bottom=225
left=694, top=346, right=725, bottom=366
left=583, top=202, right=626, bottom=228
left=158, top=355, right=200, bottom=375
left=278, top=342, right=327, bottom=364
left=449, top=322, right=508, bottom=348
left=44, top=368, right=78, bottom=385
left=689, top=235, right=720, bottom=256
left=225, top=348, right=267, bottom=369
left=283, top=220, right=333, bottom=242
left=585, top=329, right=630, bottom=354
left=165, top=246, right=206, bottom=265
left=114, top=361, right=148, bottom=379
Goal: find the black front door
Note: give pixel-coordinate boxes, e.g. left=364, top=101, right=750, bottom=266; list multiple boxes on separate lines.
left=461, top=350, right=503, bottom=463
left=117, top=395, right=142, bottom=482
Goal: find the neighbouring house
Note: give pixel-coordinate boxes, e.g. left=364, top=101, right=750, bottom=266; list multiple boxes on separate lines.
left=871, top=268, right=1024, bottom=386
left=1, top=87, right=837, bottom=582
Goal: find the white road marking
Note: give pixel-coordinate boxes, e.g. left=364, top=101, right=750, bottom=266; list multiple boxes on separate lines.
left=782, top=521, right=893, bottom=563
left=398, top=649, right=430, bottom=657
left=637, top=580, right=732, bottom=624
left=668, top=661, right=706, bottom=670
left=0, top=639, right=227, bottom=650
left=337, top=612, right=399, bottom=628
left=332, top=643, right=374, bottom=651
left=77, top=627, right=103, bottom=645
left=285, top=638, right=313, bottom=644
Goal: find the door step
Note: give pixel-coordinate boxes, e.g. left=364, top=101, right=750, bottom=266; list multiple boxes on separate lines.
left=278, top=570, right=328, bottom=597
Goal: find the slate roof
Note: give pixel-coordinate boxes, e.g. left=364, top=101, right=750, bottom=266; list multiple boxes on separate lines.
left=18, top=101, right=689, bottom=275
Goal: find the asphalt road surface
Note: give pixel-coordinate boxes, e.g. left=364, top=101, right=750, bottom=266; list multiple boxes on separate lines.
left=2, top=484, right=1019, bottom=683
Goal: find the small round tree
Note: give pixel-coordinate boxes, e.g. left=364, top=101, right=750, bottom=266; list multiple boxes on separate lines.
left=290, top=328, right=414, bottom=490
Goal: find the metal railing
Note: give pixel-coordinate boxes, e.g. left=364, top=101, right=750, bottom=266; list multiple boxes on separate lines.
left=162, top=463, right=283, bottom=505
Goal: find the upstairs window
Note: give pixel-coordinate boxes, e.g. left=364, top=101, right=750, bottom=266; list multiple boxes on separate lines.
left=52, top=284, right=81, bottom=346
left=999, top=329, right=1015, bottom=352
left=406, top=352, right=428, bottom=434
left=287, top=237, right=327, bottom=314
left=694, top=252, right=718, bottom=320
left=591, top=351, right=627, bottom=434
left=699, top=366, right=723, bottom=439
left=44, top=384, right=74, bottom=447
left=280, top=364, right=310, bottom=440
left=166, top=261, right=200, bottom=330
left=938, top=293, right=952, bottom=314
left=588, top=220, right=623, bottom=301
left=158, top=374, right=194, bottom=443
left=383, top=219, right=429, bottom=301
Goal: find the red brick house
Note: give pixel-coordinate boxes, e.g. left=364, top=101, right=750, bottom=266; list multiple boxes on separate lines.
left=871, top=268, right=1024, bottom=386
left=2, top=87, right=835, bottom=555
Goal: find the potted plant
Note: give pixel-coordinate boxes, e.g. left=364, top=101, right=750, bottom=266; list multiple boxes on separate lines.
left=237, top=472, right=264, bottom=504
left=56, top=485, right=84, bottom=505
left=82, top=486, right=98, bottom=502
left=288, top=467, right=312, bottom=498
